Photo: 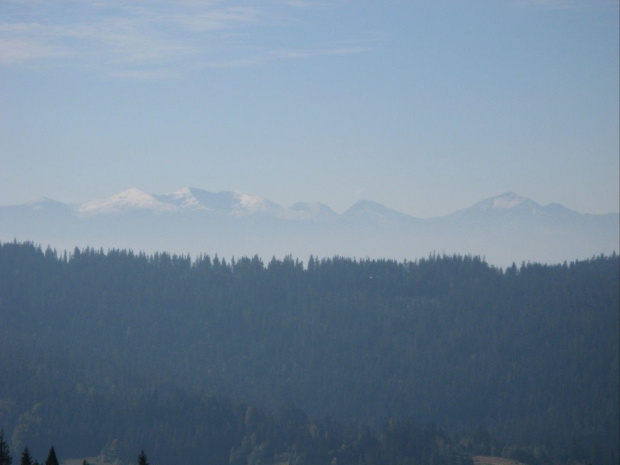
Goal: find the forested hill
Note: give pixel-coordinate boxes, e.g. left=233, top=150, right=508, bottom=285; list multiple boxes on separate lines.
left=0, top=242, right=618, bottom=465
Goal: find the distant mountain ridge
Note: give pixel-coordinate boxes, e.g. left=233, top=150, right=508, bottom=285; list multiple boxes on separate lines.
left=8, top=188, right=612, bottom=219
left=452, top=192, right=581, bottom=218
left=62, top=187, right=331, bottom=220
left=1, top=189, right=617, bottom=265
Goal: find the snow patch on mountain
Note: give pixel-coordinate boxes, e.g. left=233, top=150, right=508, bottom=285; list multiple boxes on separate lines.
left=231, top=193, right=284, bottom=217
left=79, top=188, right=178, bottom=215
left=237, top=194, right=265, bottom=211
left=155, top=188, right=207, bottom=211
left=492, top=193, right=526, bottom=209
left=457, top=192, right=544, bottom=217
left=474, top=192, right=532, bottom=210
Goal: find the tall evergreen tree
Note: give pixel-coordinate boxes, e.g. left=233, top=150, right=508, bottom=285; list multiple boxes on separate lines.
left=137, top=450, right=148, bottom=465
left=20, top=448, right=32, bottom=465
left=44, top=448, right=58, bottom=465
left=0, top=431, right=11, bottom=465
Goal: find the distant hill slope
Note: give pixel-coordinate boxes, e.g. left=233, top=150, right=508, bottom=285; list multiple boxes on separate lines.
left=0, top=243, right=617, bottom=465
left=1, top=190, right=617, bottom=265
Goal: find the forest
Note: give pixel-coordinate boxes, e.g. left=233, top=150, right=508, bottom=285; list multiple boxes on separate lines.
left=0, top=241, right=618, bottom=465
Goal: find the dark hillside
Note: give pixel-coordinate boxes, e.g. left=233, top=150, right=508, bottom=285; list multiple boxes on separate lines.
left=0, top=242, right=617, bottom=464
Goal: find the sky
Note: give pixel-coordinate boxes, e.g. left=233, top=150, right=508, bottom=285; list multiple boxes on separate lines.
left=1, top=0, right=618, bottom=217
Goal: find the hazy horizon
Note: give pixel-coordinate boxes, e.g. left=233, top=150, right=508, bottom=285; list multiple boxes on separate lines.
left=2, top=187, right=617, bottom=267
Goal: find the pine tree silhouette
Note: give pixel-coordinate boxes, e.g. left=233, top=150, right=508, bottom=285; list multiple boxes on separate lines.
left=0, top=431, right=11, bottom=465
left=44, top=448, right=58, bottom=465
left=137, top=450, right=148, bottom=465
left=20, top=448, right=33, bottom=465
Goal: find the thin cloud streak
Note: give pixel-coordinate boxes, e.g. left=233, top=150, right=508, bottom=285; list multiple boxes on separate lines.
left=511, top=0, right=619, bottom=9
left=199, top=57, right=264, bottom=69
left=198, top=45, right=370, bottom=70
left=0, top=0, right=374, bottom=78
left=109, top=68, right=184, bottom=79
left=268, top=46, right=372, bottom=60
left=0, top=37, right=70, bottom=64
left=0, top=20, right=197, bottom=68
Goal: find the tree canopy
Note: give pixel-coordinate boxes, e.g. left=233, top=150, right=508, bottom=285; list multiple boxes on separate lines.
left=0, top=242, right=617, bottom=464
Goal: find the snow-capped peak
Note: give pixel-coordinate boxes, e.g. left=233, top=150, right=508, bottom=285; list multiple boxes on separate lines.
left=230, top=192, right=284, bottom=216
left=491, top=192, right=527, bottom=209
left=448, top=192, right=547, bottom=221
left=155, top=188, right=207, bottom=211
left=236, top=193, right=266, bottom=211
left=78, top=188, right=178, bottom=215
left=471, top=192, right=538, bottom=212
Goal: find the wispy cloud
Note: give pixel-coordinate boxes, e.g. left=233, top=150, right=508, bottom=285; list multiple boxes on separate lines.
left=196, top=44, right=370, bottom=70
left=0, top=0, right=373, bottom=78
left=511, top=0, right=618, bottom=9
left=273, top=0, right=314, bottom=7
left=108, top=68, right=184, bottom=79
left=268, top=46, right=371, bottom=60
left=0, top=37, right=69, bottom=64
left=199, top=56, right=264, bottom=69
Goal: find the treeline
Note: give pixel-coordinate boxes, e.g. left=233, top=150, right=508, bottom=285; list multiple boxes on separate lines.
left=0, top=433, right=62, bottom=465
left=0, top=242, right=618, bottom=464
left=0, top=432, right=148, bottom=465
left=1, top=399, right=474, bottom=465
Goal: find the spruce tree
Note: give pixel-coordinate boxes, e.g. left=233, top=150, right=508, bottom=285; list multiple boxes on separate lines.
left=20, top=448, right=32, bottom=465
left=44, top=448, right=58, bottom=465
left=137, top=450, right=148, bottom=465
left=0, top=430, right=11, bottom=465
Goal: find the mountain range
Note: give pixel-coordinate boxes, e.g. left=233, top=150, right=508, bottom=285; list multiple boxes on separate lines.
left=1, top=188, right=617, bottom=265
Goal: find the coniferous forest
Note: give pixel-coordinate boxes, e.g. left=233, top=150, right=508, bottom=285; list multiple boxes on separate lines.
left=0, top=241, right=618, bottom=465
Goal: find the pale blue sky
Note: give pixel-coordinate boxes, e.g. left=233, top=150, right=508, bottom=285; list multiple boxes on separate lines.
left=1, top=0, right=618, bottom=217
